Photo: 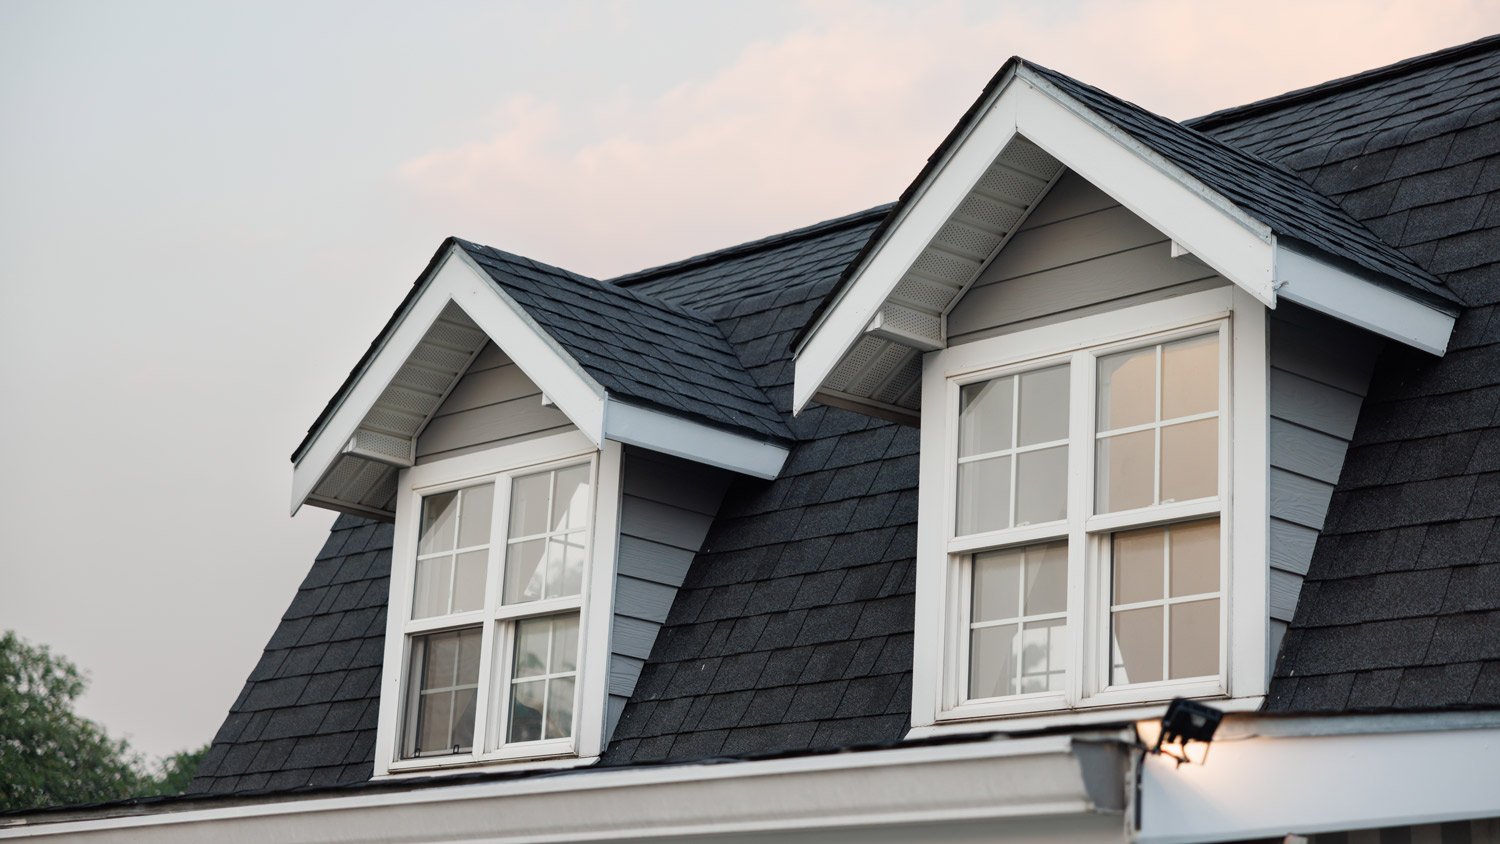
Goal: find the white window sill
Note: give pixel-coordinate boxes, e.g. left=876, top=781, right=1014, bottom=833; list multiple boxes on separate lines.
left=908, top=694, right=1264, bottom=741
left=376, top=751, right=597, bottom=780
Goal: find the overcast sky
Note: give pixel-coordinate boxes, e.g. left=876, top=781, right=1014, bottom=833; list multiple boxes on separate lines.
left=2, top=0, right=1497, bottom=762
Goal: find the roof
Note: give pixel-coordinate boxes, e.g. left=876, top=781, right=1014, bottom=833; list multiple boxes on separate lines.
left=1187, top=37, right=1500, bottom=713
left=455, top=240, right=790, bottom=443
left=290, top=239, right=789, bottom=471
left=193, top=37, right=1500, bottom=797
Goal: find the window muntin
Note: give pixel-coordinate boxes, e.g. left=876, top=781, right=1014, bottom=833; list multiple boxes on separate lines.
left=397, top=457, right=594, bottom=764
left=948, top=323, right=1227, bottom=715
left=956, top=364, right=1070, bottom=535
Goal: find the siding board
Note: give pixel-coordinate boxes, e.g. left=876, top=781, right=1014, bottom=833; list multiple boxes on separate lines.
left=1270, top=418, right=1347, bottom=485
left=606, top=448, right=732, bottom=747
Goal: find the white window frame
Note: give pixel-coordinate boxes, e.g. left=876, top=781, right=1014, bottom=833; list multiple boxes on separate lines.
left=912, top=286, right=1269, bottom=730
left=373, top=430, right=622, bottom=776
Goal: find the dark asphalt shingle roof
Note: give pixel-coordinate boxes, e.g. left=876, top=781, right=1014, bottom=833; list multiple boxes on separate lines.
left=454, top=240, right=790, bottom=443
left=195, top=36, right=1500, bottom=797
left=1021, top=60, right=1456, bottom=306
left=1189, top=35, right=1500, bottom=713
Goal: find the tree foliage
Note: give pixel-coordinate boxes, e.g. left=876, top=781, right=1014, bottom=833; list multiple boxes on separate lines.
left=0, top=630, right=205, bottom=813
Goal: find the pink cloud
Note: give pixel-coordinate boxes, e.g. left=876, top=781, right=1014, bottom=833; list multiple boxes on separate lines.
left=397, top=0, right=1500, bottom=279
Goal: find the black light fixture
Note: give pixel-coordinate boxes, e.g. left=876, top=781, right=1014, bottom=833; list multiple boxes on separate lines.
left=1151, top=697, right=1223, bottom=766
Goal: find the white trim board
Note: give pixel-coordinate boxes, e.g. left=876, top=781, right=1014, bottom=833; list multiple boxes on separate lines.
left=0, top=734, right=1128, bottom=843
left=793, top=64, right=1456, bottom=415
left=293, top=245, right=795, bottom=516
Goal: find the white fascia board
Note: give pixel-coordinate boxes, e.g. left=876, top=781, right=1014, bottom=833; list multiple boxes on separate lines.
left=793, top=68, right=1280, bottom=415
left=1138, top=720, right=1500, bottom=843
left=603, top=398, right=789, bottom=479
left=1013, top=69, right=1276, bottom=305
left=290, top=246, right=606, bottom=515
left=792, top=71, right=1022, bottom=415
left=1275, top=243, right=1457, bottom=355
left=0, top=734, right=1127, bottom=844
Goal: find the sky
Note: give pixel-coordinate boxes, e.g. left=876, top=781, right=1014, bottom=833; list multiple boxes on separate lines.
left=2, top=0, right=1497, bottom=762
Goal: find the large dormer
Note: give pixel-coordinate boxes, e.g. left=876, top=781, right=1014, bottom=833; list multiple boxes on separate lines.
left=794, top=59, right=1461, bottom=732
left=290, top=241, right=787, bottom=774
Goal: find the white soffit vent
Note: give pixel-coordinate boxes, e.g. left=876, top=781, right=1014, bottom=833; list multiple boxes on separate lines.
left=306, top=301, right=488, bottom=518
left=824, top=135, right=1064, bottom=416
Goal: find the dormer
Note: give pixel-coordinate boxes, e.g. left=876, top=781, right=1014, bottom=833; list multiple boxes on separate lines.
left=290, top=240, right=788, bottom=774
left=793, top=59, right=1461, bottom=731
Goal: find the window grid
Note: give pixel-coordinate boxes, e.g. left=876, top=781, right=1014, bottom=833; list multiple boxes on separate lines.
left=947, top=322, right=1226, bottom=715
left=413, top=486, right=493, bottom=618
left=398, top=457, right=593, bottom=765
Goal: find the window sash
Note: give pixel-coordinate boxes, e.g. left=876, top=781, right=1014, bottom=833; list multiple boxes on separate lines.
left=397, top=454, right=595, bottom=763
left=946, top=320, right=1229, bottom=714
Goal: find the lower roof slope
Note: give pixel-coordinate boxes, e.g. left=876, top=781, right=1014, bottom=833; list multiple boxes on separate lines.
left=187, top=515, right=390, bottom=795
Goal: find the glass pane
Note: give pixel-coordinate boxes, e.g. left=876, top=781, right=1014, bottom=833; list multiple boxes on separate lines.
left=559, top=534, right=586, bottom=598
left=972, top=548, right=1022, bottom=622
left=551, top=614, right=580, bottom=673
left=412, top=556, right=452, bottom=619
left=1169, top=599, right=1220, bottom=679
left=451, top=688, right=477, bottom=751
left=1113, top=527, right=1164, bottom=605
left=1096, top=430, right=1154, bottom=513
left=969, top=623, right=1017, bottom=699
left=1111, top=606, right=1163, bottom=685
left=1162, top=334, right=1219, bottom=420
left=418, top=491, right=458, bottom=555
left=457, top=484, right=494, bottom=548
left=552, top=465, right=591, bottom=531
left=455, top=627, right=482, bottom=685
left=509, top=472, right=551, bottom=539
left=956, top=455, right=1011, bottom=535
left=1170, top=519, right=1220, bottom=597
left=545, top=676, right=575, bottom=740
left=509, top=680, right=544, bottom=743
left=1018, top=618, right=1066, bottom=694
left=424, top=631, right=459, bottom=688
left=1023, top=541, right=1068, bottom=615
left=1161, top=419, right=1218, bottom=502
left=1018, top=365, right=1070, bottom=446
left=544, top=538, right=571, bottom=600
left=415, top=691, right=452, bottom=755
left=1097, top=347, right=1156, bottom=431
left=958, top=377, right=1014, bottom=457
left=504, top=539, right=547, bottom=604
left=1015, top=446, right=1067, bottom=525
left=514, top=617, right=551, bottom=678
left=451, top=550, right=487, bottom=614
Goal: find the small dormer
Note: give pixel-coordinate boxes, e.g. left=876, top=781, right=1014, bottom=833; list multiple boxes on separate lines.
left=291, top=241, right=786, bottom=774
left=793, top=59, right=1460, bottom=732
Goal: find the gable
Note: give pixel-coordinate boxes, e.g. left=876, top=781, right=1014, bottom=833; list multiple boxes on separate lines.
left=416, top=342, right=575, bottom=464
left=946, top=173, right=1229, bottom=345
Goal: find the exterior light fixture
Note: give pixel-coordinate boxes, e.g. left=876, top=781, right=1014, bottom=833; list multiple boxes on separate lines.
left=1152, top=697, right=1223, bottom=766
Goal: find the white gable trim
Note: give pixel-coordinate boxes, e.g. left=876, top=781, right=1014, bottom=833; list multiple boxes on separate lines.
left=603, top=399, right=789, bottom=480
left=794, top=64, right=1458, bottom=415
left=1275, top=244, right=1455, bottom=355
left=291, top=246, right=607, bottom=515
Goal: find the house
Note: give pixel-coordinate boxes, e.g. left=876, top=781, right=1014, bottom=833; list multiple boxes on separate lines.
left=6, top=34, right=1500, bottom=844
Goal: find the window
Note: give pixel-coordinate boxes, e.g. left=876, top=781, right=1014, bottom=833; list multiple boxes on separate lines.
left=917, top=290, right=1264, bottom=725
left=376, top=432, right=617, bottom=773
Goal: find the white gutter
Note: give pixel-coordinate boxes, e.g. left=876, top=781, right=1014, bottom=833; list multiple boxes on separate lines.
left=0, top=734, right=1129, bottom=844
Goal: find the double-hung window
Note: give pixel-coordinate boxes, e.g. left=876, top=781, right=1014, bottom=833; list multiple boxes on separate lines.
left=384, top=441, right=600, bottom=770
left=936, top=302, right=1236, bottom=720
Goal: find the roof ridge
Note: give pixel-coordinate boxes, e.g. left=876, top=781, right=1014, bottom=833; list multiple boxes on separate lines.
left=609, top=204, right=894, bottom=287
left=456, top=238, right=721, bottom=327
left=1187, top=33, right=1500, bottom=130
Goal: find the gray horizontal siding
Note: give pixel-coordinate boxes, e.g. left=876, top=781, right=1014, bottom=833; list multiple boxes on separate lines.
left=415, top=342, right=575, bottom=462
left=1266, top=305, right=1382, bottom=625
left=606, top=448, right=731, bottom=742
left=948, top=172, right=1226, bottom=345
